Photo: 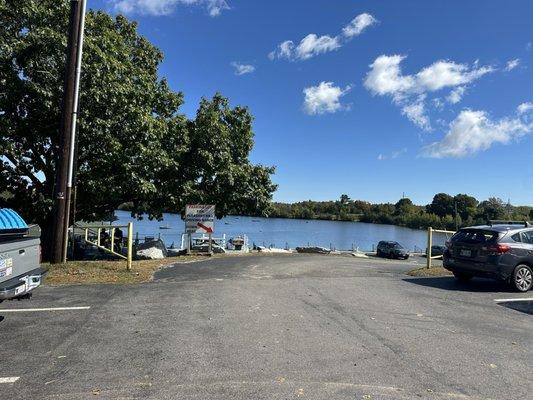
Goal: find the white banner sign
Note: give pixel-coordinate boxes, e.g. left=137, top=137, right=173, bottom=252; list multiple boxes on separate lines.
left=185, top=204, right=215, bottom=234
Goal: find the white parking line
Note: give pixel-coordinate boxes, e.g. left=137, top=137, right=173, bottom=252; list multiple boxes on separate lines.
left=0, top=306, right=91, bottom=313
left=0, top=377, right=20, bottom=384
left=494, top=298, right=533, bottom=303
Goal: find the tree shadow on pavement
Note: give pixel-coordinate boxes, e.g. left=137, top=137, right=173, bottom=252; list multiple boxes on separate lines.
left=403, top=276, right=511, bottom=293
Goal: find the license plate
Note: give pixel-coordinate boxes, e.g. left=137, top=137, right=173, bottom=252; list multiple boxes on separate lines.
left=14, top=285, right=26, bottom=296
left=460, top=249, right=472, bottom=257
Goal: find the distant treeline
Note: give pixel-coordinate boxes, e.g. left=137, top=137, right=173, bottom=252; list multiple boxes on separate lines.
left=115, top=193, right=533, bottom=231
left=259, top=194, right=533, bottom=231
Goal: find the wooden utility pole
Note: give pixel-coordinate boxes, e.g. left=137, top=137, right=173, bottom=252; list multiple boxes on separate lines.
left=51, top=0, right=84, bottom=264
left=63, top=0, right=87, bottom=262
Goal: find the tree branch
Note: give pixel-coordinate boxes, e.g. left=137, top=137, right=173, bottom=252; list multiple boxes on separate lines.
left=4, top=154, right=44, bottom=189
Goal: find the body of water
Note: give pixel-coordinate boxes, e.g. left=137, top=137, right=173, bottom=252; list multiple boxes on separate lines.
left=114, top=210, right=450, bottom=251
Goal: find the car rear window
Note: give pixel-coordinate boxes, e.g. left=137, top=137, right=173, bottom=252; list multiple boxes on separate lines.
left=451, top=229, right=499, bottom=244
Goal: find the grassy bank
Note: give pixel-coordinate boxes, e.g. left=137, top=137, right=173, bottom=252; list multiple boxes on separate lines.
left=43, top=256, right=208, bottom=285
left=407, top=265, right=452, bottom=277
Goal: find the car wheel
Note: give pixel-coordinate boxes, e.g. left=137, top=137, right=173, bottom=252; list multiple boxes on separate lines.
left=512, top=264, right=533, bottom=292
left=453, top=271, right=473, bottom=282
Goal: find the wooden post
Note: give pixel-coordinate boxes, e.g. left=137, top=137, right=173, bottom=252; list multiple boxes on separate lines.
left=127, top=222, right=133, bottom=271
left=427, top=227, right=433, bottom=269
left=208, top=233, right=213, bottom=255
left=110, top=227, right=115, bottom=253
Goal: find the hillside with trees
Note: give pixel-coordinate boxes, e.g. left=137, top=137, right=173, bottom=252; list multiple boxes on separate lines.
left=264, top=194, right=532, bottom=231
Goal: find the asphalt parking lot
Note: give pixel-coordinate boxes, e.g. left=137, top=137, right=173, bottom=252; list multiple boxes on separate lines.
left=0, top=254, right=531, bottom=400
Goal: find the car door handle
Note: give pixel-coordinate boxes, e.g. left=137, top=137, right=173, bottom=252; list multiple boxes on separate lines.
left=19, top=249, right=25, bottom=255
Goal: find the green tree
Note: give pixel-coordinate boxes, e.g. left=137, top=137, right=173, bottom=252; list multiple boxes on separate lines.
left=0, top=1, right=276, bottom=255
left=477, top=198, right=505, bottom=221
left=453, top=194, right=478, bottom=221
left=181, top=94, right=277, bottom=218
left=394, top=198, right=415, bottom=216
left=340, top=194, right=351, bottom=204
left=427, top=193, right=455, bottom=217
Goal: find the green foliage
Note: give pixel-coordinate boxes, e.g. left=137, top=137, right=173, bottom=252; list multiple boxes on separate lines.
left=0, top=1, right=276, bottom=244
left=454, top=194, right=478, bottom=220
left=427, top=193, right=455, bottom=217
left=476, top=197, right=506, bottom=221
left=266, top=194, right=532, bottom=231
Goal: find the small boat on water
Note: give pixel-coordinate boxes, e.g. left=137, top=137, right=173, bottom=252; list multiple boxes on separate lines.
left=159, top=224, right=171, bottom=230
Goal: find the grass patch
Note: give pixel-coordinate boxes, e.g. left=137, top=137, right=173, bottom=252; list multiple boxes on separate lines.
left=407, top=266, right=453, bottom=277
left=42, top=256, right=207, bottom=285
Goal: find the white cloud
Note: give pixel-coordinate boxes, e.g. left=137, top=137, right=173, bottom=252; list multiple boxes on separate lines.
left=269, top=35, right=341, bottom=61
left=518, top=102, right=533, bottom=114
left=342, top=13, right=378, bottom=38
left=268, top=40, right=293, bottom=60
left=364, top=55, right=493, bottom=98
left=504, top=58, right=520, bottom=71
left=377, top=148, right=407, bottom=160
left=112, top=0, right=229, bottom=16
left=447, top=86, right=466, bottom=104
left=364, top=54, right=494, bottom=130
left=416, top=61, right=493, bottom=91
left=363, top=55, right=415, bottom=98
left=295, top=34, right=341, bottom=60
left=422, top=106, right=533, bottom=158
left=433, top=98, right=444, bottom=110
left=402, top=97, right=431, bottom=130
left=270, top=13, right=377, bottom=61
left=303, top=81, right=351, bottom=115
left=231, top=62, right=255, bottom=75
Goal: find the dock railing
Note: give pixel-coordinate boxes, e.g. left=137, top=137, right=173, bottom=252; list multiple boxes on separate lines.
left=78, top=222, right=133, bottom=270
left=426, top=227, right=455, bottom=269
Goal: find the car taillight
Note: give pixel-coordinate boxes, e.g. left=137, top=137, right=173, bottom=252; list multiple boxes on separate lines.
left=487, top=244, right=511, bottom=254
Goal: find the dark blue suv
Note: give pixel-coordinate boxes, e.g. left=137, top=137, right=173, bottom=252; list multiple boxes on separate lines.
left=443, top=222, right=533, bottom=292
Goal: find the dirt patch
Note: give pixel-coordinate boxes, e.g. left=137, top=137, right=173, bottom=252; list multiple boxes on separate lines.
left=407, top=266, right=453, bottom=277
left=42, top=256, right=208, bottom=285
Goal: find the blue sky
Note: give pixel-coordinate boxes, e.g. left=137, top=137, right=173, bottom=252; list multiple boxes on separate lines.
left=94, top=0, right=533, bottom=205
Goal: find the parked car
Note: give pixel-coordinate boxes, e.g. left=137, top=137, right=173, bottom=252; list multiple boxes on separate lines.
left=443, top=222, right=533, bottom=292
left=427, top=245, right=446, bottom=258
left=376, top=241, right=409, bottom=259
left=0, top=209, right=47, bottom=301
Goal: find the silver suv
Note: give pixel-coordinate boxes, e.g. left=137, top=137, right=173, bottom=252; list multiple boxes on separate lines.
left=443, top=221, right=533, bottom=292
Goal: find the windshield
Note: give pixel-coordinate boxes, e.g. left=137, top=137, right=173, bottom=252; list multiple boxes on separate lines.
left=451, top=229, right=499, bottom=244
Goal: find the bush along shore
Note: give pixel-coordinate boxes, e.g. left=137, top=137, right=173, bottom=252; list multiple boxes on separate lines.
left=257, top=193, right=532, bottom=231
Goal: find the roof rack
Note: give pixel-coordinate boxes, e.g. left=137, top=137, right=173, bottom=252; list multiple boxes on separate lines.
left=487, top=220, right=531, bottom=227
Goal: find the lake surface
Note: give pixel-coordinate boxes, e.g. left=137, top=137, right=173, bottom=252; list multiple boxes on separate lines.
left=114, top=210, right=450, bottom=251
